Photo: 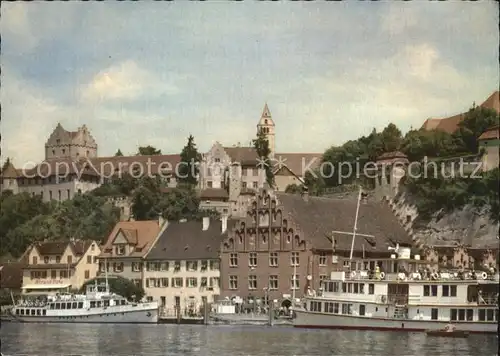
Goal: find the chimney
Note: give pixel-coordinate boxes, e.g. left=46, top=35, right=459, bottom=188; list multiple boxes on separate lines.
left=158, top=214, right=165, bottom=227
left=202, top=216, right=210, bottom=231
left=221, top=215, right=228, bottom=234
left=301, top=187, right=309, bottom=202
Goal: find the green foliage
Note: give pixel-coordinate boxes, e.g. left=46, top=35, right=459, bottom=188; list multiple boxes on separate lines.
left=178, top=135, right=201, bottom=186
left=131, top=177, right=209, bottom=221
left=453, top=106, right=499, bottom=153
left=91, top=174, right=139, bottom=197
left=284, top=184, right=302, bottom=194
left=137, top=145, right=162, bottom=156
left=114, top=149, right=124, bottom=156
left=253, top=128, right=275, bottom=187
left=0, top=193, right=120, bottom=258
left=1, top=158, right=12, bottom=172
left=406, top=168, right=499, bottom=222
left=80, top=276, right=145, bottom=301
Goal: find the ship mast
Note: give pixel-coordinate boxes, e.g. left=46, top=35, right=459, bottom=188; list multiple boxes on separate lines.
left=348, top=187, right=363, bottom=264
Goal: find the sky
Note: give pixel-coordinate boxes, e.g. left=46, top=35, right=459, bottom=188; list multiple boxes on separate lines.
left=1, top=1, right=498, bottom=165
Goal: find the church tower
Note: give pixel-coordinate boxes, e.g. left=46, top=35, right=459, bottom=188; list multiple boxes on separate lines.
left=256, top=103, right=276, bottom=157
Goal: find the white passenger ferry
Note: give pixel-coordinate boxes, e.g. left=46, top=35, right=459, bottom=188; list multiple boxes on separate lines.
left=11, top=280, right=159, bottom=324
left=293, top=188, right=499, bottom=334
left=294, top=255, right=498, bottom=334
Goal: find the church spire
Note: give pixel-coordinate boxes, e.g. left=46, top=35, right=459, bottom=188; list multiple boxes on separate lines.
left=261, top=103, right=271, bottom=118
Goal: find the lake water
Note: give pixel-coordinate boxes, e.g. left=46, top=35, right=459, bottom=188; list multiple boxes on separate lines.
left=0, top=323, right=498, bottom=356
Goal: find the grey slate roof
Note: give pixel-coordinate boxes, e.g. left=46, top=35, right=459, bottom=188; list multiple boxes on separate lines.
left=276, top=193, right=413, bottom=253
left=145, top=219, right=236, bottom=260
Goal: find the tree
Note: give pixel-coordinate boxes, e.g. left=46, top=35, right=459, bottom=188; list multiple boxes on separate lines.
left=453, top=106, right=499, bottom=154
left=380, top=123, right=402, bottom=153
left=1, top=157, right=12, bottom=172
left=284, top=184, right=302, bottom=194
left=137, top=145, right=162, bottom=156
left=80, top=276, right=145, bottom=301
left=178, top=135, right=201, bottom=186
left=253, top=128, right=274, bottom=187
left=114, top=149, right=124, bottom=156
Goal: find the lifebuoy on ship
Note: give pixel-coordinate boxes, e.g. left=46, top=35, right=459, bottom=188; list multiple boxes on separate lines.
left=481, top=272, right=488, bottom=280
left=381, top=295, right=387, bottom=303
left=350, top=271, right=357, bottom=279
left=380, top=272, right=386, bottom=280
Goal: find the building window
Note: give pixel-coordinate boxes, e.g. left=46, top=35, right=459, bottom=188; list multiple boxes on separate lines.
left=248, top=275, right=257, bottom=290
left=207, top=181, right=213, bottom=188
left=249, top=253, right=257, bottom=267
left=269, top=252, right=278, bottom=267
left=215, top=158, right=220, bottom=163
left=187, top=277, right=198, bottom=288
left=252, top=182, right=258, bottom=189
left=67, top=256, right=72, bottom=264
left=132, top=262, right=141, bottom=272
left=87, top=256, right=92, bottom=264
left=242, top=182, right=247, bottom=188
left=44, top=257, right=49, bottom=264
left=319, top=252, right=327, bottom=266
left=56, top=256, right=61, bottom=263
left=431, top=308, right=438, bottom=320
left=319, top=275, right=327, bottom=287
left=172, top=278, right=183, bottom=288
left=186, top=261, right=198, bottom=271
left=269, top=275, right=278, bottom=290
left=113, top=263, right=124, bottom=273
left=291, top=275, right=299, bottom=290
left=115, top=245, right=125, bottom=255
left=229, top=253, right=238, bottom=267
left=229, top=276, right=238, bottom=290
left=51, top=270, right=57, bottom=279
left=291, top=252, right=299, bottom=266
left=209, top=277, right=220, bottom=288
left=210, top=260, right=219, bottom=270
left=450, top=285, right=457, bottom=297
left=84, top=270, right=90, bottom=279
left=32, top=256, right=38, bottom=265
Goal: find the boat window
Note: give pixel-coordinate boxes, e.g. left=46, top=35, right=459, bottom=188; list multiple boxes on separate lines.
left=342, top=283, right=347, bottom=293
left=347, top=284, right=352, bottom=293
left=431, top=285, right=437, bottom=296
left=353, top=283, right=359, bottom=294
left=486, top=309, right=494, bottom=321
left=458, top=309, right=465, bottom=321
left=495, top=309, right=498, bottom=321
left=310, top=301, right=322, bottom=312
left=450, top=309, right=457, bottom=321
left=368, top=284, right=374, bottom=295
left=359, top=304, right=365, bottom=316
left=333, top=282, right=339, bottom=292
left=97, top=301, right=102, bottom=308
left=49, top=303, right=55, bottom=310
left=31, top=309, right=36, bottom=316
left=442, top=285, right=450, bottom=297
left=90, top=301, right=96, bottom=308
left=55, top=303, right=61, bottom=309
left=431, top=308, right=438, bottom=320
left=37, top=309, right=41, bottom=316
left=324, top=302, right=335, bottom=313
left=104, top=300, right=110, bottom=307
left=15, top=309, right=20, bottom=315
left=78, top=302, right=84, bottom=309
left=479, top=309, right=486, bottom=321
left=61, top=303, right=66, bottom=310
left=450, top=285, right=457, bottom=297
left=121, top=300, right=126, bottom=305
left=423, top=285, right=429, bottom=296
left=20, top=309, right=24, bottom=315
left=359, top=284, right=365, bottom=294
left=43, top=310, right=46, bottom=316
left=466, top=309, right=473, bottom=321
left=67, top=303, right=72, bottom=309
left=72, top=302, right=77, bottom=309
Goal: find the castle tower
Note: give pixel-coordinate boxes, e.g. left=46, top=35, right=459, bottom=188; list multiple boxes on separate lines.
left=256, top=103, right=276, bottom=157
left=45, top=123, right=98, bottom=160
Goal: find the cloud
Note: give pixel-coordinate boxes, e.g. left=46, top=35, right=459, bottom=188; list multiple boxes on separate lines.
left=80, top=60, right=180, bottom=104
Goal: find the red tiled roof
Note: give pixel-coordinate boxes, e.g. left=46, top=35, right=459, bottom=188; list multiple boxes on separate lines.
left=478, top=125, right=500, bottom=141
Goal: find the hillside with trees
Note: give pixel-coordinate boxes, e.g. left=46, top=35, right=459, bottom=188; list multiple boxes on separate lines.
left=297, top=104, right=499, bottom=223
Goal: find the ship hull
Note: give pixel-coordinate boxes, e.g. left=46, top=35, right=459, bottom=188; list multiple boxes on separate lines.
left=11, top=307, right=158, bottom=324
left=293, top=310, right=497, bottom=334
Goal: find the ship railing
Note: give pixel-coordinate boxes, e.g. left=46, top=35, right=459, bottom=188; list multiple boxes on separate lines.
left=478, top=295, right=498, bottom=305
left=343, top=270, right=499, bottom=283
left=376, top=294, right=409, bottom=305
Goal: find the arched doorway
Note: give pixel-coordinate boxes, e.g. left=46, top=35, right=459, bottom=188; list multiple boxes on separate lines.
left=281, top=299, right=291, bottom=308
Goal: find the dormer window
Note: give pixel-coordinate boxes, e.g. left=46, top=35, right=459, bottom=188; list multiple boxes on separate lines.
left=174, top=262, right=181, bottom=271
left=115, top=245, right=125, bottom=255
left=56, top=256, right=61, bottom=263
left=56, top=139, right=60, bottom=144
left=44, top=256, right=49, bottom=264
